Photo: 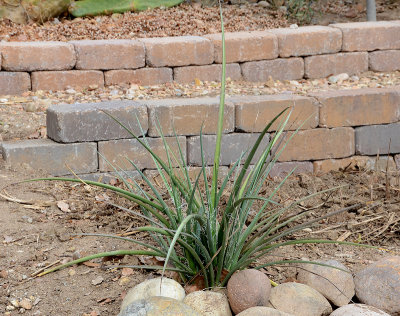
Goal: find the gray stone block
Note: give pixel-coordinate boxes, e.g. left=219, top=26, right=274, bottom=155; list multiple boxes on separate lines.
left=355, top=123, right=400, bottom=155
left=187, top=133, right=270, bottom=166
left=47, top=100, right=148, bottom=143
left=77, top=171, right=141, bottom=184
left=1, top=139, right=97, bottom=176
left=269, top=161, right=314, bottom=178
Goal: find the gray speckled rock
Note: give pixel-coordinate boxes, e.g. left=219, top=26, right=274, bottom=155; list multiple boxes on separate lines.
left=118, top=296, right=201, bottom=316
left=236, top=306, right=295, bottom=316
left=184, top=291, right=231, bottom=316
left=330, top=304, right=391, bottom=316
left=269, top=282, right=332, bottom=316
left=297, top=260, right=354, bottom=306
left=120, top=277, right=185, bottom=312
left=354, top=256, right=400, bottom=315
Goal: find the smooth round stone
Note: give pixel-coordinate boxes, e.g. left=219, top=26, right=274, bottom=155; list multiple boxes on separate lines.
left=297, top=259, right=354, bottom=306
left=236, top=306, right=295, bottom=316
left=269, top=282, right=332, bottom=316
left=227, top=269, right=271, bottom=314
left=184, top=290, right=231, bottom=316
left=118, top=296, right=201, bottom=316
left=121, top=277, right=185, bottom=312
left=330, top=304, right=391, bottom=316
left=354, top=256, right=400, bottom=315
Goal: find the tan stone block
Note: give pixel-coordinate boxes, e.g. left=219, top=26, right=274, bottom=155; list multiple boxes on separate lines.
left=31, top=70, right=104, bottom=91
left=369, top=50, right=400, bottom=72
left=277, top=128, right=355, bottom=162
left=305, top=52, right=368, bottom=79
left=232, top=94, right=318, bottom=132
left=174, top=63, right=241, bottom=84
left=140, top=36, right=213, bottom=67
left=205, top=31, right=278, bottom=63
left=98, top=136, right=186, bottom=171
left=70, top=39, right=145, bottom=70
left=331, top=21, right=400, bottom=51
left=314, top=88, right=400, bottom=128
left=313, top=156, right=397, bottom=173
left=105, top=68, right=172, bottom=86
left=270, top=26, right=342, bottom=57
left=145, top=97, right=234, bottom=137
left=0, top=42, right=76, bottom=71
left=0, top=72, right=31, bottom=96
left=241, top=58, right=304, bottom=82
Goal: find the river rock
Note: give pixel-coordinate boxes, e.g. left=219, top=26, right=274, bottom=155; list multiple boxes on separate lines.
left=297, top=260, right=354, bottom=306
left=118, top=296, right=201, bottom=316
left=268, top=282, right=332, bottom=316
left=227, top=269, right=271, bottom=314
left=236, top=306, right=295, bottom=316
left=354, top=256, right=400, bottom=315
left=120, top=277, right=185, bottom=312
left=330, top=304, right=391, bottom=316
left=184, top=290, right=231, bottom=316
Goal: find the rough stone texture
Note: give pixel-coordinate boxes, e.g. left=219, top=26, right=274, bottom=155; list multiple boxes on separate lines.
left=354, top=256, right=400, bottom=315
left=270, top=26, right=342, bottom=57
left=227, top=269, right=271, bottom=315
left=119, top=296, right=200, bottom=316
left=77, top=171, right=141, bottom=184
left=144, top=166, right=230, bottom=182
left=232, top=94, right=318, bottom=132
left=330, top=304, right=391, bottom=316
left=1, top=139, right=97, bottom=176
left=396, top=154, right=400, bottom=169
left=0, top=72, right=31, bottom=95
left=241, top=58, right=304, bottom=82
left=120, top=278, right=185, bottom=312
left=31, top=70, right=104, bottom=91
left=331, top=21, right=400, bottom=51
left=140, top=36, right=213, bottom=67
left=145, top=97, right=234, bottom=137
left=174, top=63, right=242, bottom=83
left=313, top=156, right=397, bottom=173
left=0, top=42, right=76, bottom=71
left=70, top=39, right=145, bottom=70
left=278, top=128, right=355, bottom=162
left=297, top=260, right=355, bottom=306
left=315, top=88, right=400, bottom=127
left=105, top=68, right=172, bottom=86
left=304, top=52, right=368, bottom=79
left=355, top=123, right=400, bottom=155
left=184, top=291, right=232, bottom=316
left=98, top=136, right=186, bottom=171
left=269, top=282, right=332, bottom=316
left=237, top=307, right=295, bottom=316
left=47, top=100, right=148, bottom=143
left=205, top=31, right=278, bottom=63
left=269, top=161, right=314, bottom=178
left=369, top=50, right=400, bottom=72
left=187, top=133, right=270, bottom=166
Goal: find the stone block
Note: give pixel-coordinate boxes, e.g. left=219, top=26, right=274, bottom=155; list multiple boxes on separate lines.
left=313, top=156, right=397, bottom=173
left=1, top=139, right=97, bottom=176
left=0, top=42, right=76, bottom=71
left=77, top=171, right=141, bottom=184
left=105, top=68, right=172, bottom=86
left=270, top=26, right=342, bottom=57
left=315, top=88, right=400, bottom=128
left=355, top=123, right=400, bottom=155
left=140, top=36, right=213, bottom=67
left=232, top=94, right=318, bottom=132
left=369, top=50, right=400, bottom=72
left=31, top=70, right=104, bottom=91
left=277, top=127, right=355, bottom=162
left=98, top=136, right=186, bottom=172
left=304, top=52, right=368, bottom=79
left=143, top=166, right=230, bottom=182
left=331, top=21, right=400, bottom=51
left=145, top=97, right=234, bottom=137
left=269, top=161, right=313, bottom=178
left=0, top=72, right=31, bottom=96
left=205, top=31, right=278, bottom=63
left=241, top=58, right=304, bottom=82
left=47, top=100, right=148, bottom=143
left=70, top=39, right=145, bottom=70
left=174, top=63, right=241, bottom=84
left=187, top=133, right=271, bottom=166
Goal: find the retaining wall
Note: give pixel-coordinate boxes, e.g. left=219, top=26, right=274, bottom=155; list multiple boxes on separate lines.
left=2, top=21, right=400, bottom=95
